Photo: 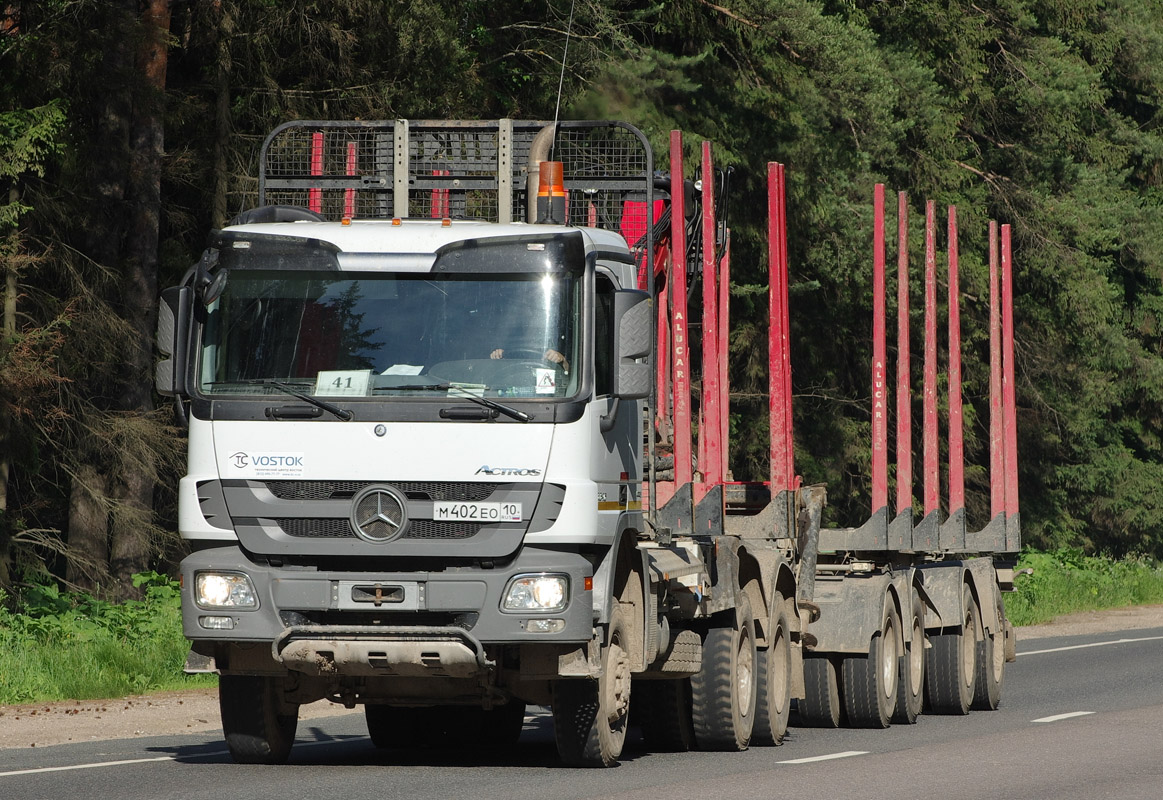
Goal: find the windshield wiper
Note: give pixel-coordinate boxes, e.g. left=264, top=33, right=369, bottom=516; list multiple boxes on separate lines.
left=450, top=390, right=531, bottom=423
left=383, top=381, right=531, bottom=422
left=267, top=380, right=353, bottom=421
left=220, top=379, right=354, bottom=421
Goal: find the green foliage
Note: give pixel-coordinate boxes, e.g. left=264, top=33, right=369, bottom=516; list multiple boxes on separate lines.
left=1007, top=547, right=1163, bottom=626
left=0, top=572, right=214, bottom=704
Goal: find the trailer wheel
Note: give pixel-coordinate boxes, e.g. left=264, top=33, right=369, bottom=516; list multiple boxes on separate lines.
left=972, top=591, right=1005, bottom=711
left=799, top=655, right=842, bottom=727
left=552, top=605, right=631, bottom=767
left=219, top=675, right=299, bottom=764
left=926, top=583, right=977, bottom=714
left=842, top=602, right=900, bottom=728
left=692, top=595, right=758, bottom=751
left=893, top=591, right=925, bottom=724
left=753, top=598, right=792, bottom=745
left=634, top=678, right=695, bottom=752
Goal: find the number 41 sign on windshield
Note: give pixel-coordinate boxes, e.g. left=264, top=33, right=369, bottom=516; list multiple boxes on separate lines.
left=315, top=370, right=372, bottom=396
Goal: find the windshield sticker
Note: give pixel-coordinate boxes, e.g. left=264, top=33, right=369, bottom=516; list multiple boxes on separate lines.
left=227, top=451, right=305, bottom=478
left=535, top=368, right=556, bottom=394
left=382, top=364, right=423, bottom=375
left=314, top=370, right=371, bottom=396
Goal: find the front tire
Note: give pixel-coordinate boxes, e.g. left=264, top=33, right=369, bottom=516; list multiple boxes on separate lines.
left=220, top=675, right=299, bottom=764
left=552, top=606, right=631, bottom=767
left=634, top=679, right=695, bottom=752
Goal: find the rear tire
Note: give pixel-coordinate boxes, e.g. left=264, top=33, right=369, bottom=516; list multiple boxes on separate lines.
left=691, top=595, right=758, bottom=751
left=552, top=605, right=631, bottom=767
left=926, top=584, right=978, bottom=714
left=753, top=598, right=792, bottom=745
left=842, top=601, right=900, bottom=728
left=893, top=591, right=925, bottom=724
left=972, top=590, right=1005, bottom=711
left=220, top=675, right=298, bottom=764
left=634, top=679, right=695, bottom=752
left=799, top=655, right=842, bottom=728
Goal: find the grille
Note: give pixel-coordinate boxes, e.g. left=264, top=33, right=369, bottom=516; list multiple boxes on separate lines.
left=275, top=518, right=483, bottom=540
left=265, top=481, right=498, bottom=502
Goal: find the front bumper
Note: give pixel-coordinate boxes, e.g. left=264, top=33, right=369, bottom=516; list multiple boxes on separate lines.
left=181, top=545, right=596, bottom=655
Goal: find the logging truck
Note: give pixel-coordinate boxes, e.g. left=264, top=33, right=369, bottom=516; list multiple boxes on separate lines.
left=156, top=120, right=1020, bottom=766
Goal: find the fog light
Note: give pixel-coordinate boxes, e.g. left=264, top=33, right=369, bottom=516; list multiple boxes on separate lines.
left=199, top=615, right=235, bottom=630
left=524, top=618, right=566, bottom=633
left=502, top=574, right=568, bottom=612
left=195, top=572, right=257, bottom=609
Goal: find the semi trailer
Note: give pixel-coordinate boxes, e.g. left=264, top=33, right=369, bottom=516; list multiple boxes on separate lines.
left=156, top=119, right=1020, bottom=767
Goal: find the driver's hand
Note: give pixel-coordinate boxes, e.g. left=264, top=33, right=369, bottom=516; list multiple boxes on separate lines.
left=490, top=348, right=504, bottom=359
left=545, top=349, right=569, bottom=373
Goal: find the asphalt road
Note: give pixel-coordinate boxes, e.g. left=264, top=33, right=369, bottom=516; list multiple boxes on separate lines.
left=3, top=627, right=1163, bottom=800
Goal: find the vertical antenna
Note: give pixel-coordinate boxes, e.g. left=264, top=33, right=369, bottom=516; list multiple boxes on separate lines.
left=550, top=0, right=576, bottom=162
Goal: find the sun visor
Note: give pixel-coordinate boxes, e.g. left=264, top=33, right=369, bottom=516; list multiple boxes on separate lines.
left=432, top=231, right=586, bottom=275
left=211, top=230, right=342, bottom=272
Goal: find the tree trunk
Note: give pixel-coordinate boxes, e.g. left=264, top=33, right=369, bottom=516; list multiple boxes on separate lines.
left=66, top=465, right=111, bottom=592
left=0, top=187, right=17, bottom=588
left=107, top=0, right=172, bottom=596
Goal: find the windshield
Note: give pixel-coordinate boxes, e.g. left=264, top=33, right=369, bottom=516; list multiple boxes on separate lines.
left=198, top=270, right=581, bottom=400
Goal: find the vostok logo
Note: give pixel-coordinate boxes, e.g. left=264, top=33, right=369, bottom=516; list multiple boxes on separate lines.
left=229, top=452, right=303, bottom=469
left=476, top=465, right=542, bottom=476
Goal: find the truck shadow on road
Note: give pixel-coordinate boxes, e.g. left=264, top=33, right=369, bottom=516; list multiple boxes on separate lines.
left=149, top=711, right=649, bottom=768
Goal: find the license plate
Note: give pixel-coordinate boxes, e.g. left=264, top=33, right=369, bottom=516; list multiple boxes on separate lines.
left=433, top=501, right=522, bottom=522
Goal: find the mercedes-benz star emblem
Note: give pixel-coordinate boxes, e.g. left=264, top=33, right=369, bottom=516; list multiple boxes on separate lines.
left=350, top=485, right=409, bottom=543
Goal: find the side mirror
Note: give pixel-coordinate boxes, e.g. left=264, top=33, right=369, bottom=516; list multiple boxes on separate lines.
left=156, top=285, right=192, bottom=396
left=612, top=289, right=651, bottom=400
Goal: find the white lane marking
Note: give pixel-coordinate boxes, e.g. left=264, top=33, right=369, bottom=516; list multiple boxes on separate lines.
left=0, top=736, right=360, bottom=778
left=779, top=750, right=868, bottom=764
left=1019, top=634, right=1163, bottom=657
left=1032, top=711, right=1095, bottom=723
left=0, top=756, right=172, bottom=778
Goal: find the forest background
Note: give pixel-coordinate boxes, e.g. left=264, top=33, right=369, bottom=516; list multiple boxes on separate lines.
left=1, top=0, right=1162, bottom=601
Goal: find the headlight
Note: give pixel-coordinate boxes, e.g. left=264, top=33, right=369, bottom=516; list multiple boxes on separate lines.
left=502, top=574, right=568, bottom=612
left=195, top=572, right=257, bottom=609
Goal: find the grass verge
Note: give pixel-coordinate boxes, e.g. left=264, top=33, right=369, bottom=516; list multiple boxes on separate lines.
left=0, top=572, right=215, bottom=705
left=1006, top=548, right=1163, bottom=627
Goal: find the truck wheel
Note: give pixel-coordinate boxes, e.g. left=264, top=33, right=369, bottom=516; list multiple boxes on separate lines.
left=972, top=591, right=1005, bottom=711
left=691, top=595, right=757, bottom=751
left=552, top=605, right=631, bottom=767
left=481, top=701, right=527, bottom=748
left=219, top=675, right=298, bottom=764
left=753, top=598, right=792, bottom=745
left=634, top=679, right=695, bottom=752
left=893, top=591, right=925, bottom=724
left=365, top=705, right=416, bottom=749
left=799, top=655, right=842, bottom=727
left=842, top=601, right=900, bottom=728
left=926, top=583, right=977, bottom=714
